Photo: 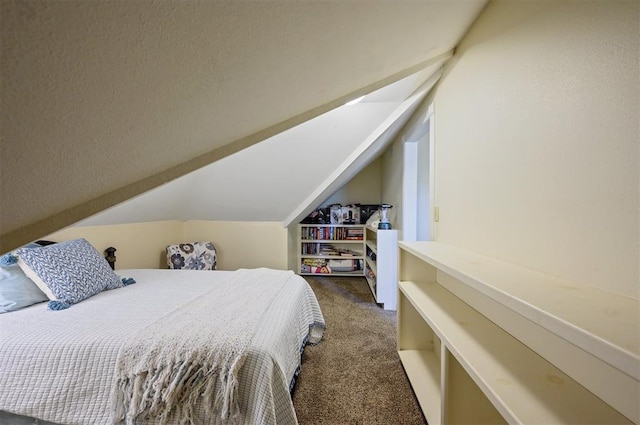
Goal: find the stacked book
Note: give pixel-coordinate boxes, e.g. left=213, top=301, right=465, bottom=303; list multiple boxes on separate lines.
left=345, top=227, right=364, bottom=240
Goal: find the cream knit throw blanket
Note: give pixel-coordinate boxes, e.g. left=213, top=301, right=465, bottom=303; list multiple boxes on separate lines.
left=110, top=268, right=293, bottom=425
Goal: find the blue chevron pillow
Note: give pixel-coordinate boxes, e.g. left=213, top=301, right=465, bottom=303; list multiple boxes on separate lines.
left=15, top=238, right=123, bottom=309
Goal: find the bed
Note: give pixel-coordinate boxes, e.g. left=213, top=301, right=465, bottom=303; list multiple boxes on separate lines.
left=0, top=239, right=325, bottom=425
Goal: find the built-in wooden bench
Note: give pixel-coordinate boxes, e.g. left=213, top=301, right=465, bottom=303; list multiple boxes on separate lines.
left=397, top=241, right=639, bottom=424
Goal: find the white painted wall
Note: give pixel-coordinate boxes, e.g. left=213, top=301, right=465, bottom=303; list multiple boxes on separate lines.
left=72, top=68, right=442, bottom=232
left=432, top=1, right=639, bottom=298
left=75, top=103, right=399, bottom=227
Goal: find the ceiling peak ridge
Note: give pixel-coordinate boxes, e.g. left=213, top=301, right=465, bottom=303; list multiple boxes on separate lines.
left=337, top=50, right=453, bottom=107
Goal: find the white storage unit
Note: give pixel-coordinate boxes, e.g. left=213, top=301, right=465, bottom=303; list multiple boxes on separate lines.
left=397, top=241, right=638, bottom=425
left=298, top=224, right=365, bottom=276
left=364, top=226, right=398, bottom=310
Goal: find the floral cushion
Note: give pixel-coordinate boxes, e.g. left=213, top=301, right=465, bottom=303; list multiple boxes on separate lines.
left=166, top=242, right=217, bottom=270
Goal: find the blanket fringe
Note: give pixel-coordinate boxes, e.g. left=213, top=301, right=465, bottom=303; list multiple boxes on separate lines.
left=112, top=352, right=247, bottom=425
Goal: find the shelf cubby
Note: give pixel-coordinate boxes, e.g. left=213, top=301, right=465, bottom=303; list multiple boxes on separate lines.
left=397, top=241, right=638, bottom=424
left=364, top=226, right=398, bottom=310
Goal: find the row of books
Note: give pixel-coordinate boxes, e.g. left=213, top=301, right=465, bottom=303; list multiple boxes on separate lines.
left=300, top=258, right=364, bottom=274
left=301, top=226, right=364, bottom=241
left=366, top=246, right=377, bottom=261
left=301, top=243, right=362, bottom=256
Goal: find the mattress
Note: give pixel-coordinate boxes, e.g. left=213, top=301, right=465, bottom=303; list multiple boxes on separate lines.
left=0, top=268, right=325, bottom=425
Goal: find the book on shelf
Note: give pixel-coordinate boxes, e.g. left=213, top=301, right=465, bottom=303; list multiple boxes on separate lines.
left=301, top=225, right=364, bottom=241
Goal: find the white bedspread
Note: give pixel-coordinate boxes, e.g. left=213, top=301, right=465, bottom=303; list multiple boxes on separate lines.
left=0, top=268, right=325, bottom=425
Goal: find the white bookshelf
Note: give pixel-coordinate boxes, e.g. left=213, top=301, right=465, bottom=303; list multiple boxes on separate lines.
left=364, top=226, right=398, bottom=310
left=398, top=241, right=638, bottom=424
left=298, top=224, right=365, bottom=276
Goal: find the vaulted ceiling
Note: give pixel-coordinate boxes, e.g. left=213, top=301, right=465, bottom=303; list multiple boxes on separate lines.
left=0, top=0, right=488, bottom=252
left=78, top=64, right=445, bottom=228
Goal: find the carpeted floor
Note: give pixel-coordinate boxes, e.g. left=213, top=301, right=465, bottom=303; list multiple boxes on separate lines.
left=292, top=276, right=427, bottom=425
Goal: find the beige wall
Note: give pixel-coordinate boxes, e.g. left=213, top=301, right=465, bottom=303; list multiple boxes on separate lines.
left=287, top=225, right=299, bottom=272
left=322, top=157, right=382, bottom=207
left=380, top=137, right=404, bottom=236
left=429, top=1, right=638, bottom=297
left=380, top=98, right=434, bottom=240
left=46, top=220, right=289, bottom=271
left=184, top=221, right=288, bottom=271
left=46, top=221, right=184, bottom=269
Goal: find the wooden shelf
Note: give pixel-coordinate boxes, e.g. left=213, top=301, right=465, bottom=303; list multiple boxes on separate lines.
left=365, top=240, right=377, bottom=253
left=397, top=241, right=639, bottom=424
left=298, top=224, right=365, bottom=277
left=301, top=271, right=364, bottom=277
left=364, top=273, right=376, bottom=296
left=301, top=239, right=363, bottom=243
left=398, top=350, right=441, bottom=425
left=399, top=241, right=639, bottom=379
left=364, top=256, right=377, bottom=274
left=301, top=255, right=364, bottom=260
left=400, top=280, right=631, bottom=424
left=364, top=227, right=398, bottom=310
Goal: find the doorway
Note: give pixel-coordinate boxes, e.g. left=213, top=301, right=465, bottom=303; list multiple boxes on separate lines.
left=402, top=104, right=435, bottom=241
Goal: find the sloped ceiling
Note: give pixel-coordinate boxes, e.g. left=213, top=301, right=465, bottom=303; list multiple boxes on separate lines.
left=0, top=0, right=488, bottom=252
left=78, top=66, right=444, bottom=227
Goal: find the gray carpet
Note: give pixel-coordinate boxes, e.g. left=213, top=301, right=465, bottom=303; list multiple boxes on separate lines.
left=293, top=276, right=427, bottom=425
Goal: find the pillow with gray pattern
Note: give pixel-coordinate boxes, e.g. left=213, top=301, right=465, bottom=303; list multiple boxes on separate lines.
left=16, top=238, right=123, bottom=309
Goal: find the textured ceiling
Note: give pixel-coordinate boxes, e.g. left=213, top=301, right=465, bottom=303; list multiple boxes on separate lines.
left=0, top=0, right=487, bottom=251
left=78, top=66, right=443, bottom=227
